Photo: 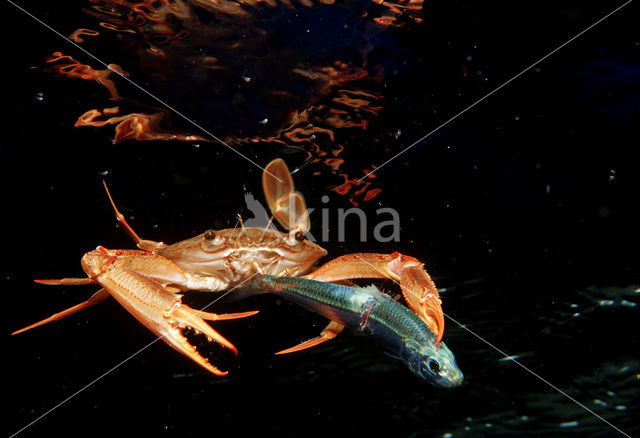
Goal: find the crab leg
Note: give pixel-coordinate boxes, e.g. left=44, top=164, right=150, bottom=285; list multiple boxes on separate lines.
left=304, top=252, right=444, bottom=345
left=193, top=309, right=260, bottom=321
left=275, top=279, right=358, bottom=354
left=276, top=320, right=345, bottom=355
left=86, top=246, right=229, bottom=292
left=35, top=277, right=97, bottom=285
left=262, top=158, right=310, bottom=234
left=102, top=181, right=167, bottom=252
left=12, top=288, right=109, bottom=335
left=12, top=289, right=258, bottom=337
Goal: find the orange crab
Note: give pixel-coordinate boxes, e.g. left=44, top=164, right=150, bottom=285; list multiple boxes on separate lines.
left=13, top=159, right=444, bottom=375
left=99, top=158, right=444, bottom=347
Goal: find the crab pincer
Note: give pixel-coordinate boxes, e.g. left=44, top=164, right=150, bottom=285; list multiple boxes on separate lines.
left=14, top=247, right=258, bottom=376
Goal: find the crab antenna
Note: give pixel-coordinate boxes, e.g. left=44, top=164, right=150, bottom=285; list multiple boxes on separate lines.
left=258, top=216, right=275, bottom=242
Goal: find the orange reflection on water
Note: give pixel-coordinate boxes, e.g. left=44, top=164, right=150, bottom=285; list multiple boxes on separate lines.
left=99, top=22, right=137, bottom=33
left=42, top=0, right=422, bottom=203
left=372, top=0, right=423, bottom=26
left=331, top=170, right=379, bottom=206
left=76, top=107, right=206, bottom=143
left=68, top=28, right=100, bottom=43
left=45, top=52, right=128, bottom=100
left=363, top=188, right=381, bottom=201
left=239, top=81, right=385, bottom=204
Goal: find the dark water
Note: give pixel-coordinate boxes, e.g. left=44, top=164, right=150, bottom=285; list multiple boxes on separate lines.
left=4, top=1, right=638, bottom=437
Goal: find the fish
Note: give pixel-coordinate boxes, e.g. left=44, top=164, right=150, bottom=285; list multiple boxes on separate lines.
left=251, top=275, right=463, bottom=388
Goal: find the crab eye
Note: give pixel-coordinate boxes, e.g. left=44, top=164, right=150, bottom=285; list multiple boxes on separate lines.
left=204, top=230, right=217, bottom=240
left=294, top=231, right=305, bottom=242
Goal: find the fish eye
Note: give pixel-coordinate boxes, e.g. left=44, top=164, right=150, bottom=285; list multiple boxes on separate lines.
left=294, top=231, right=305, bottom=242
left=422, top=358, right=440, bottom=375
left=204, top=230, right=217, bottom=240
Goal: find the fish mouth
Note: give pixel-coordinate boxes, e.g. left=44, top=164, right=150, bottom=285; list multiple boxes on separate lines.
left=417, top=362, right=464, bottom=388
left=409, top=362, right=464, bottom=388
left=440, top=370, right=464, bottom=388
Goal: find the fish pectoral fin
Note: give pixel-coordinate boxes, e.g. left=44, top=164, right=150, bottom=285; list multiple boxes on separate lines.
left=276, top=321, right=345, bottom=355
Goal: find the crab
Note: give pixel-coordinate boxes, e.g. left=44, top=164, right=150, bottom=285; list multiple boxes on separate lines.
left=13, top=159, right=444, bottom=375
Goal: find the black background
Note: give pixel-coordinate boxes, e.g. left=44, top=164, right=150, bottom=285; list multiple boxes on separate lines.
left=4, top=1, right=638, bottom=437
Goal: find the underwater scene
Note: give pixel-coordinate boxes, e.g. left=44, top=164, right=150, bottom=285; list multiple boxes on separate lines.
left=4, top=0, right=638, bottom=436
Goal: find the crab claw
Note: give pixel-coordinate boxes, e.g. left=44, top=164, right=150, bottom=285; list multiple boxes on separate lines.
left=399, top=264, right=444, bottom=346
left=77, top=248, right=256, bottom=376
left=170, top=304, right=243, bottom=354
left=159, top=307, right=259, bottom=375
left=162, top=304, right=240, bottom=376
